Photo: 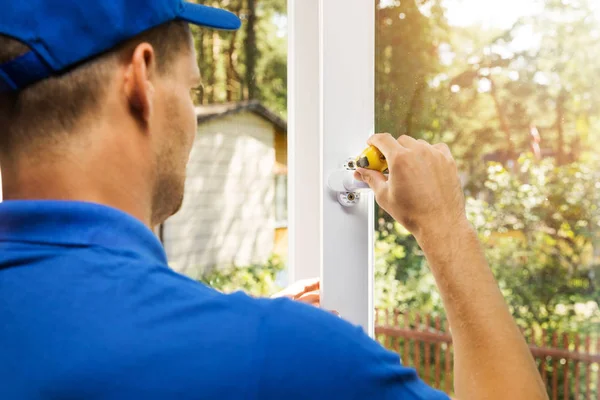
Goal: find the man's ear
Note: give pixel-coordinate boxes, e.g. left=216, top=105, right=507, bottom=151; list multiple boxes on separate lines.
left=123, top=43, right=156, bottom=125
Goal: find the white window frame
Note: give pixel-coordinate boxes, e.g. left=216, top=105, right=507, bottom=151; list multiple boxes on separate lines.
left=288, top=0, right=375, bottom=334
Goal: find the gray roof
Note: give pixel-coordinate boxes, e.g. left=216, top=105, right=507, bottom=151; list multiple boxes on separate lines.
left=195, top=100, right=287, bottom=132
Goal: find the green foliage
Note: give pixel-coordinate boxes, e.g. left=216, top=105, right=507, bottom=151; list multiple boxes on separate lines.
left=193, top=0, right=287, bottom=117
left=371, top=0, right=600, bottom=352
left=376, top=0, right=449, bottom=139
left=375, top=220, right=443, bottom=314
left=375, top=155, right=600, bottom=335
left=193, top=0, right=600, bottom=343
left=198, top=255, right=285, bottom=297
left=469, top=155, right=600, bottom=334
left=375, top=0, right=600, bottom=179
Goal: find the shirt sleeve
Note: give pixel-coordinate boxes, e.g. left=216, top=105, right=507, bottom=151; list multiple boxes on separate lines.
left=254, top=298, right=451, bottom=400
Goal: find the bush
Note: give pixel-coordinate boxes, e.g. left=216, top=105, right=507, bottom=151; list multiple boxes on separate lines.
left=198, top=255, right=286, bottom=297
left=375, top=154, right=600, bottom=334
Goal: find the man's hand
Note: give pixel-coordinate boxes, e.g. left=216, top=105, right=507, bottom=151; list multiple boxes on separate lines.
left=271, top=278, right=339, bottom=316
left=355, top=134, right=466, bottom=239
left=271, top=278, right=320, bottom=306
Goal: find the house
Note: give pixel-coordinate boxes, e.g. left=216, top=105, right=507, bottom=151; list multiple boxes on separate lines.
left=160, top=100, right=288, bottom=279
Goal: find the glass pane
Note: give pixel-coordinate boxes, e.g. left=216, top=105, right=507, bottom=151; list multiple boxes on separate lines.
left=163, top=0, right=288, bottom=296
left=375, top=0, right=600, bottom=396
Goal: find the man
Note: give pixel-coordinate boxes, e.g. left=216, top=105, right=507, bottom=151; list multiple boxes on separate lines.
left=0, top=1, right=547, bottom=399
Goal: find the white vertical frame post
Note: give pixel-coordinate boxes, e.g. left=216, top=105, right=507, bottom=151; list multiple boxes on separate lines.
left=287, top=0, right=321, bottom=282
left=288, top=0, right=375, bottom=334
left=319, top=0, right=375, bottom=334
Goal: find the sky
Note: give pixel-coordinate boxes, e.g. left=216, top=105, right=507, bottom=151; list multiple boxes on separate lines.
left=379, top=0, right=600, bottom=28
left=282, top=0, right=539, bottom=36
left=442, top=0, right=543, bottom=29
left=278, top=0, right=600, bottom=40
left=377, top=0, right=600, bottom=59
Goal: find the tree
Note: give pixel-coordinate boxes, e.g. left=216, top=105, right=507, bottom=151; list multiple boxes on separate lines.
left=470, top=155, right=600, bottom=334
left=376, top=155, right=600, bottom=335
left=244, top=0, right=259, bottom=100
left=225, top=0, right=244, bottom=102
left=376, top=0, right=449, bottom=139
left=193, top=0, right=287, bottom=115
left=437, top=0, right=600, bottom=176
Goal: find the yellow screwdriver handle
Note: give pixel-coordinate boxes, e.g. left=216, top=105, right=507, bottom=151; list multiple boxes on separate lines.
left=355, top=145, right=388, bottom=173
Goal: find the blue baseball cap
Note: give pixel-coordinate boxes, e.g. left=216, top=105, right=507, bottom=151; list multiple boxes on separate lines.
left=0, top=0, right=241, bottom=93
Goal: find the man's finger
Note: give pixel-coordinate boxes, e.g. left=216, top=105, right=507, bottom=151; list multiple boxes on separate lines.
left=433, top=143, right=453, bottom=160
left=355, top=169, right=388, bottom=182
left=270, top=277, right=320, bottom=299
left=301, top=279, right=320, bottom=294
left=367, top=133, right=404, bottom=160
left=296, top=292, right=320, bottom=304
left=356, top=167, right=387, bottom=193
left=398, top=135, right=419, bottom=149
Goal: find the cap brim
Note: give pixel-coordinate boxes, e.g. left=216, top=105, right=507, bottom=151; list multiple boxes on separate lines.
left=179, top=2, right=242, bottom=31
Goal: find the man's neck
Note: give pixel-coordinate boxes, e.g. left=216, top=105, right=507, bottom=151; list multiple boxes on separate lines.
left=0, top=154, right=153, bottom=227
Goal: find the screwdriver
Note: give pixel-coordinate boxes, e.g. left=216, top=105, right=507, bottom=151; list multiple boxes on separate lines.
left=352, top=145, right=388, bottom=173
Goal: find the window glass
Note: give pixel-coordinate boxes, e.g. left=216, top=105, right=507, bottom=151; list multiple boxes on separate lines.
left=164, top=0, right=288, bottom=297
left=375, top=0, right=600, bottom=396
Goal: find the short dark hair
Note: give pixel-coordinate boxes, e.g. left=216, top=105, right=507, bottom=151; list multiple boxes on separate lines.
left=0, top=21, right=192, bottom=155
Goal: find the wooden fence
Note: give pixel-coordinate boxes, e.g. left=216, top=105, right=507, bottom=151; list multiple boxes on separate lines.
left=374, top=310, right=600, bottom=399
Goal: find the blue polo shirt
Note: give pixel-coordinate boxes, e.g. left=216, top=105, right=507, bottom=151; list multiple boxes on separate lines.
left=0, top=200, right=449, bottom=399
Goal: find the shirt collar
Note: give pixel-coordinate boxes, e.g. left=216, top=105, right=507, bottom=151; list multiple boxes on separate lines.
left=0, top=200, right=168, bottom=265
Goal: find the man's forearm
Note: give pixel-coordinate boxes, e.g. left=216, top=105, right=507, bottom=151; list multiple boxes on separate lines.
left=356, top=134, right=548, bottom=398
left=416, top=220, right=547, bottom=400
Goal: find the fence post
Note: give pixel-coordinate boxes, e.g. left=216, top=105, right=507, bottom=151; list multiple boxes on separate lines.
left=574, top=334, right=580, bottom=400
left=586, top=335, right=591, bottom=400
left=540, top=329, right=547, bottom=385
left=552, top=332, right=558, bottom=400
left=392, top=311, right=400, bottom=355
left=435, top=316, right=442, bottom=388
left=596, top=337, right=600, bottom=400
left=403, top=313, right=409, bottom=366
left=414, top=313, right=421, bottom=372
left=444, top=318, right=452, bottom=394
left=424, top=314, right=431, bottom=384
left=563, top=333, right=569, bottom=400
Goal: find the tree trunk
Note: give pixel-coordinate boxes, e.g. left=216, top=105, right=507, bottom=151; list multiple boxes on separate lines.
left=226, top=31, right=239, bottom=101
left=208, top=31, right=221, bottom=103
left=375, top=0, right=383, bottom=130
left=199, top=31, right=217, bottom=104
left=244, top=0, right=259, bottom=100
left=196, top=29, right=205, bottom=105
left=489, top=77, right=515, bottom=161
left=405, top=77, right=425, bottom=137
left=225, top=1, right=243, bottom=102
left=555, top=88, right=567, bottom=165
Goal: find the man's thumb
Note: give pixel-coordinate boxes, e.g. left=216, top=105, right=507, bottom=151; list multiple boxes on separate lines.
left=356, top=168, right=386, bottom=192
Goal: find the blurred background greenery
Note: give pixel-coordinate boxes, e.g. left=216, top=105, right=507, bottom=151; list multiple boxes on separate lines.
left=193, top=0, right=600, bottom=336
left=191, top=1, right=600, bottom=394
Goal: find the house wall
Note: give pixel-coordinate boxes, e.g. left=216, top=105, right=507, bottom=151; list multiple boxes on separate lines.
left=163, top=111, right=275, bottom=279
left=274, top=228, right=288, bottom=257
